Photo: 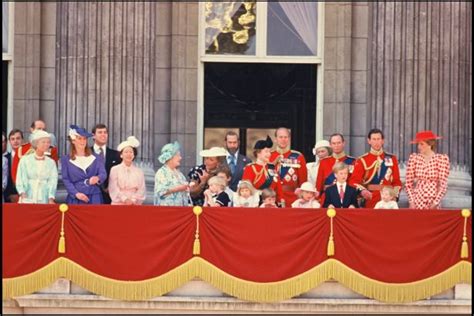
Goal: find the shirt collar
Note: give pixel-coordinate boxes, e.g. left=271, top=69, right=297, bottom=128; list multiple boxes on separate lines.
left=93, top=144, right=106, bottom=152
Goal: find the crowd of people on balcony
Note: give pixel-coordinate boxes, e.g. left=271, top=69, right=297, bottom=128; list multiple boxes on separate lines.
left=2, top=120, right=451, bottom=209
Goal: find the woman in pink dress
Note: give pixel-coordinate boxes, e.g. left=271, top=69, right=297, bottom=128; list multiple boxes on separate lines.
left=108, top=136, right=146, bottom=205
left=405, top=131, right=450, bottom=209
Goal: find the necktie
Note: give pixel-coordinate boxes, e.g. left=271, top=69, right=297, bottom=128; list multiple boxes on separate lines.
left=229, top=155, right=236, bottom=174
left=99, top=147, right=105, bottom=159
left=339, top=185, right=345, bottom=202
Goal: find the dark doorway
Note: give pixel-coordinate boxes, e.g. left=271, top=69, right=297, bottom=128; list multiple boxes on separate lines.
left=2, top=61, right=8, bottom=133
left=204, top=62, right=316, bottom=159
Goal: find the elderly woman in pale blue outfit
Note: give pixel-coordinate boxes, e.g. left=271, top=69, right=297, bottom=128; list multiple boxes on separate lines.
left=154, top=141, right=191, bottom=206
left=16, top=130, right=58, bottom=204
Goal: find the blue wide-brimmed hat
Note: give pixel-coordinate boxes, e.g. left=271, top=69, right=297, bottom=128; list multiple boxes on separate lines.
left=158, top=141, right=180, bottom=164
left=68, top=124, right=93, bottom=139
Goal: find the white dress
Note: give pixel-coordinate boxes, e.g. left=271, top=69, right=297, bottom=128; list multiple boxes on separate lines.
left=374, top=200, right=399, bottom=209
left=233, top=192, right=260, bottom=207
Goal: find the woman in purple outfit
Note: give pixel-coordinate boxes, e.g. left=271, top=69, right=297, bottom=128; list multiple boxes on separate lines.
left=61, top=125, right=107, bottom=204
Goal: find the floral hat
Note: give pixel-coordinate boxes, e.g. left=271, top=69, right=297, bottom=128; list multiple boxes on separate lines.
left=158, top=141, right=180, bottom=164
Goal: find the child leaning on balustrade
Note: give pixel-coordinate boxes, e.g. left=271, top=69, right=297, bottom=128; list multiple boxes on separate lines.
left=259, top=188, right=278, bottom=208
left=374, top=186, right=399, bottom=209
left=203, top=176, right=231, bottom=207
left=233, top=180, right=260, bottom=207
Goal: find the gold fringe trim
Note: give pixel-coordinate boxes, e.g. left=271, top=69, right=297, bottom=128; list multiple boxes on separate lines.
left=3, top=258, right=471, bottom=303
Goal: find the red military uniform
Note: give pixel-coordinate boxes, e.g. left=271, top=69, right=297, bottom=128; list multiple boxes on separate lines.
left=11, top=143, right=59, bottom=184
left=270, top=149, right=307, bottom=206
left=315, top=152, right=356, bottom=204
left=242, top=162, right=284, bottom=206
left=348, top=149, right=402, bottom=208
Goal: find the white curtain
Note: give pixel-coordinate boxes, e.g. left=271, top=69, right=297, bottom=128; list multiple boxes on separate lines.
left=278, top=2, right=318, bottom=55
left=2, top=2, right=8, bottom=53
left=205, top=1, right=243, bottom=51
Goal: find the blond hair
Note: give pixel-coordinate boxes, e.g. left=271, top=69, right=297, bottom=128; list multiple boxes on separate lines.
left=381, top=186, right=397, bottom=198
left=237, top=180, right=256, bottom=196
left=208, top=176, right=227, bottom=190
left=332, top=161, right=349, bottom=173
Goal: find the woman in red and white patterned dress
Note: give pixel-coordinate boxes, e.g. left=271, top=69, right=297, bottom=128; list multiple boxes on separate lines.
left=405, top=131, right=450, bottom=209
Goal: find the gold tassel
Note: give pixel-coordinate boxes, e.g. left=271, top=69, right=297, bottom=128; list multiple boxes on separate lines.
left=460, top=209, right=471, bottom=259
left=58, top=204, right=69, bottom=254
left=192, top=206, right=203, bottom=256
left=193, top=238, right=200, bottom=255
left=327, top=236, right=334, bottom=256
left=58, top=233, right=66, bottom=253
left=461, top=237, right=468, bottom=259
left=326, top=208, right=336, bottom=257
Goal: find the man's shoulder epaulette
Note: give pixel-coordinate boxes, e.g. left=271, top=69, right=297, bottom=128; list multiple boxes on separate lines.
left=290, top=149, right=303, bottom=155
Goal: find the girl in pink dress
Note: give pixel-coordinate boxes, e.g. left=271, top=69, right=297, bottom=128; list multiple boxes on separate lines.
left=405, top=131, right=450, bottom=209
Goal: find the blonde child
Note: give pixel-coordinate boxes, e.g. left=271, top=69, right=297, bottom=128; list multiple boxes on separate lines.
left=203, top=176, right=231, bottom=207
left=233, top=180, right=260, bottom=207
left=291, top=182, right=321, bottom=208
left=260, top=188, right=278, bottom=208
left=374, top=186, right=399, bottom=209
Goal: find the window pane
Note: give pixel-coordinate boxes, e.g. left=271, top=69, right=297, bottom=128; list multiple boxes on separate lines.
left=205, top=1, right=256, bottom=55
left=267, top=2, right=318, bottom=56
left=2, top=2, right=9, bottom=54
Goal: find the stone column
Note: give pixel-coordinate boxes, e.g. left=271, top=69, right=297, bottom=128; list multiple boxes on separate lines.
left=12, top=2, right=41, bottom=131
left=323, top=2, right=353, bottom=152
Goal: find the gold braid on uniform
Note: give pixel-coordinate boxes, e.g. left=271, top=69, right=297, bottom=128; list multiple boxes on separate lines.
left=251, top=164, right=268, bottom=186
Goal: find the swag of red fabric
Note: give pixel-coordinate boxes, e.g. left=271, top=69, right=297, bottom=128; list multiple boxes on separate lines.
left=3, top=204, right=471, bottom=283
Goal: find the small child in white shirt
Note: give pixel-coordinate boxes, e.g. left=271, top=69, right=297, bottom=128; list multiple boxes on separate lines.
left=233, top=180, right=260, bottom=207
left=374, top=186, right=399, bottom=209
left=291, top=182, right=321, bottom=209
left=259, top=188, right=278, bottom=208
left=203, top=176, right=231, bottom=207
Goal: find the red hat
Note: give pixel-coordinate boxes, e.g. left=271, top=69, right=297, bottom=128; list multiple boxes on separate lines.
left=410, top=130, right=442, bottom=144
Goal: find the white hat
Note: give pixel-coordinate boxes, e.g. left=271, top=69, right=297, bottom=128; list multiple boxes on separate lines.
left=30, top=130, right=51, bottom=142
left=295, top=181, right=318, bottom=194
left=117, top=136, right=140, bottom=152
left=199, top=146, right=227, bottom=157
left=312, top=140, right=330, bottom=156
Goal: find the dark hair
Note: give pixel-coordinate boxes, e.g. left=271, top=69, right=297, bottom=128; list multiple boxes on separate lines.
left=215, top=165, right=232, bottom=178
left=224, top=131, right=239, bottom=141
left=367, top=128, right=384, bottom=139
left=274, top=127, right=291, bottom=137
left=120, top=146, right=138, bottom=160
left=261, top=188, right=276, bottom=199
left=30, top=119, right=45, bottom=129
left=424, top=139, right=437, bottom=151
left=329, top=133, right=345, bottom=143
left=92, top=123, right=108, bottom=134
left=8, top=129, right=24, bottom=139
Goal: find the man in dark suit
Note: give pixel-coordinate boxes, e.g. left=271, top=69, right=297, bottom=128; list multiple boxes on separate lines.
left=3, top=129, right=22, bottom=202
left=323, top=162, right=359, bottom=208
left=91, top=123, right=122, bottom=204
left=224, top=131, right=251, bottom=191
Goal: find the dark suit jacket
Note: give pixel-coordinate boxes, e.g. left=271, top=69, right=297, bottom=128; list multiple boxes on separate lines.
left=228, top=152, right=252, bottom=191
left=323, top=183, right=359, bottom=208
left=91, top=146, right=122, bottom=204
left=3, top=152, right=18, bottom=201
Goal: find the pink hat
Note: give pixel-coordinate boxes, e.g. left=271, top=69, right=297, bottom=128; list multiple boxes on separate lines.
left=410, top=130, right=442, bottom=144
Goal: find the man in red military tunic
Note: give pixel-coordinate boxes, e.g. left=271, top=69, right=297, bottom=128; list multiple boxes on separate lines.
left=269, top=128, right=307, bottom=207
left=11, top=120, right=59, bottom=184
left=315, top=133, right=356, bottom=204
left=348, top=128, right=402, bottom=208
